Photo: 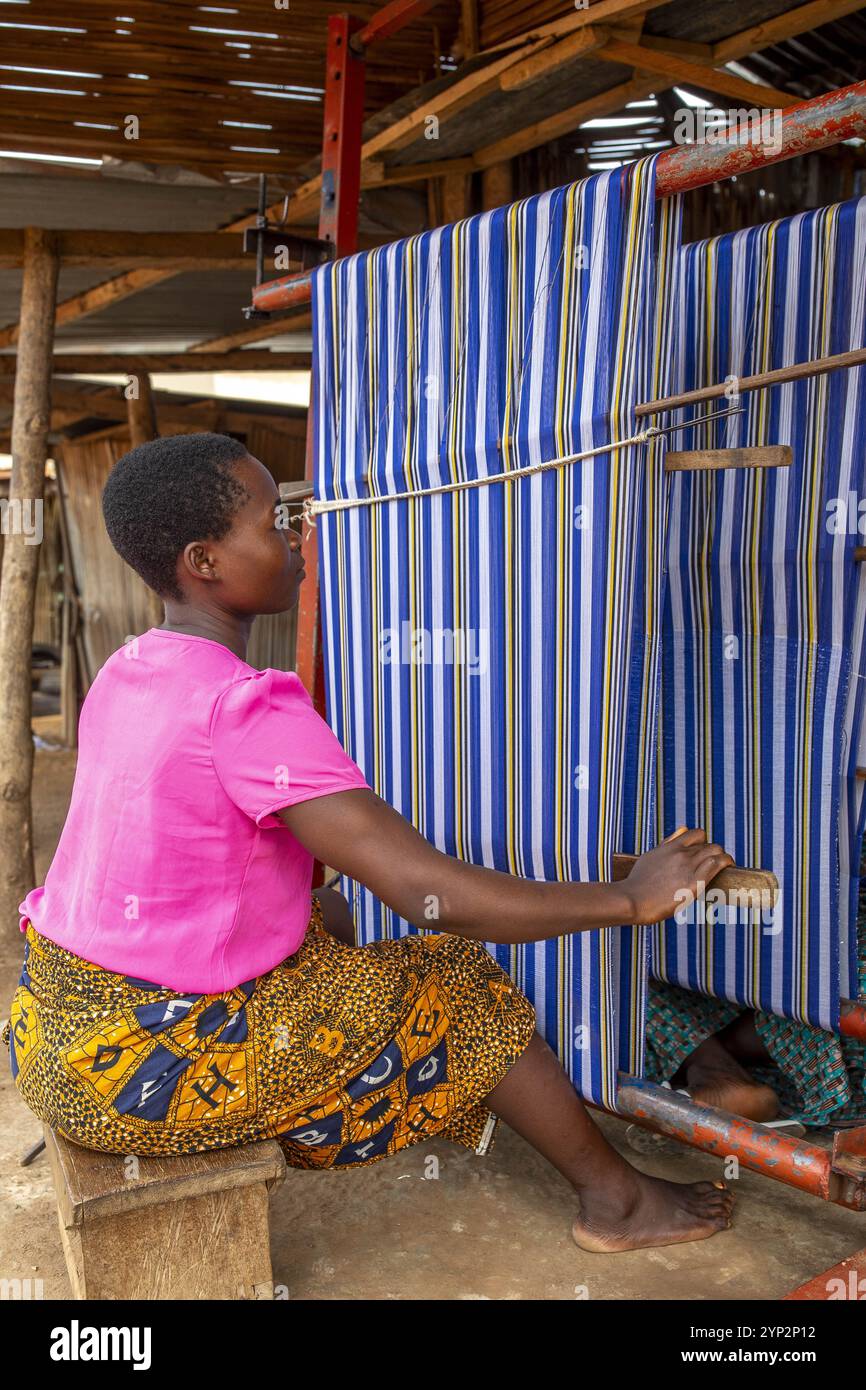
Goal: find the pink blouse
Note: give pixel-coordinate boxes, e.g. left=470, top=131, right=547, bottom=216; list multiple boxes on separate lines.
left=20, top=629, right=369, bottom=992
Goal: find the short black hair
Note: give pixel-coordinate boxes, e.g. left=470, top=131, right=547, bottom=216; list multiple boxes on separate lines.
left=102, top=433, right=251, bottom=600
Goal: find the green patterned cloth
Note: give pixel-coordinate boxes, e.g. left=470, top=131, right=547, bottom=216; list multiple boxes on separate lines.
left=646, top=885, right=866, bottom=1128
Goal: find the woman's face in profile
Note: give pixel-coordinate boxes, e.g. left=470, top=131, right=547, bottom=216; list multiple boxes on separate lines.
left=185, top=453, right=306, bottom=616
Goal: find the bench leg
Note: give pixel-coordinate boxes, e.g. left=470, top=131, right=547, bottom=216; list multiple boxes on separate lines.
left=57, top=1182, right=278, bottom=1300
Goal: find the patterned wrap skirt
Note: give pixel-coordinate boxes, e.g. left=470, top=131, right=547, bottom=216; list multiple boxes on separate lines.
left=4, top=900, right=537, bottom=1168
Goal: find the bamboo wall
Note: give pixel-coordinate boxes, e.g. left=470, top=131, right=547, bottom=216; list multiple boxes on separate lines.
left=58, top=421, right=307, bottom=679
left=245, top=421, right=306, bottom=673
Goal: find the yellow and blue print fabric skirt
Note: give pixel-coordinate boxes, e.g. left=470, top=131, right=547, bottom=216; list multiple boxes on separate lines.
left=4, top=901, right=536, bottom=1167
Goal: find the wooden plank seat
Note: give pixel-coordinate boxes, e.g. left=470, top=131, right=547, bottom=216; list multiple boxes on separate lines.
left=44, top=1127, right=286, bottom=1300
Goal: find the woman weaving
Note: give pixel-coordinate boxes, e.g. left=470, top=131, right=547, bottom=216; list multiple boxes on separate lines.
left=6, top=433, right=736, bottom=1255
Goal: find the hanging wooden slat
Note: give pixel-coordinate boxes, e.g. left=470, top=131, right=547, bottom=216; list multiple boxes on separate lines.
left=664, top=445, right=793, bottom=472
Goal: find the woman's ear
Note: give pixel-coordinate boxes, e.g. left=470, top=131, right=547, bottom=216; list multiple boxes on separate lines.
left=182, top=541, right=218, bottom=584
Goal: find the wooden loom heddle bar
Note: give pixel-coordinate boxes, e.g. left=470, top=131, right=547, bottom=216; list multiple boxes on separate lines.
left=636, top=345, right=866, bottom=418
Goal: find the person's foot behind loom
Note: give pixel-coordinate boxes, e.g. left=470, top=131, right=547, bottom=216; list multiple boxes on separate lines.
left=673, top=1012, right=781, bottom=1122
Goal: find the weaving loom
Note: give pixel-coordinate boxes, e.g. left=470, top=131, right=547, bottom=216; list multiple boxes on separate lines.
left=312, top=158, right=678, bottom=1108
left=311, top=160, right=866, bottom=1105
left=654, top=195, right=866, bottom=1030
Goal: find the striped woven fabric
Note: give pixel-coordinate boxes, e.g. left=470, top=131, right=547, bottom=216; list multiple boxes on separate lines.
left=654, top=196, right=866, bottom=1029
left=312, top=159, right=679, bottom=1107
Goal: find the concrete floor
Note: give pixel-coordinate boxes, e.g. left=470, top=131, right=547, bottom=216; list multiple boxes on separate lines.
left=1, top=725, right=864, bottom=1300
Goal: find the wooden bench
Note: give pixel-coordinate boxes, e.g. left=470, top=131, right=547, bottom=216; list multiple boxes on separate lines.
left=44, top=1127, right=286, bottom=1300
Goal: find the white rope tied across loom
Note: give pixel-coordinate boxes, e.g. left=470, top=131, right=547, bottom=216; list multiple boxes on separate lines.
left=290, top=406, right=744, bottom=525
left=299, top=424, right=662, bottom=522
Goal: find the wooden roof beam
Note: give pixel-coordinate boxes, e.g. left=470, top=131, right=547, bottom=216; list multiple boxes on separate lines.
left=404, top=0, right=865, bottom=171
left=473, top=75, right=658, bottom=167
left=190, top=313, right=313, bottom=355
left=0, top=0, right=855, bottom=354
left=0, top=379, right=307, bottom=436
left=0, top=0, right=666, bottom=350
left=0, top=269, right=172, bottom=351
left=711, top=0, right=866, bottom=64
left=0, top=352, right=311, bottom=375
left=597, top=38, right=799, bottom=109
left=0, top=231, right=256, bottom=271
left=282, top=0, right=668, bottom=222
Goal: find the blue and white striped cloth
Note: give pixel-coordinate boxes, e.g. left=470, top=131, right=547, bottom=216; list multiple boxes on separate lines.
left=312, top=167, right=866, bottom=1099
left=654, top=196, right=866, bottom=1029
left=312, top=159, right=678, bottom=1106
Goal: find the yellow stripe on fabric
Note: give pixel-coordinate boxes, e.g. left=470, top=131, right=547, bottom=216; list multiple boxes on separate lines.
left=502, top=202, right=520, bottom=474
left=742, top=223, right=774, bottom=1004
left=404, top=238, right=417, bottom=493
left=454, top=488, right=465, bottom=861
left=697, top=237, right=717, bottom=994
left=598, top=160, right=650, bottom=1097
left=795, top=203, right=837, bottom=1016
left=504, top=203, right=519, bottom=875
left=554, top=184, right=579, bottom=884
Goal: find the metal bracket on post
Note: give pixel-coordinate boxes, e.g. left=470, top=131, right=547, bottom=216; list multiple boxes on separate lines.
left=242, top=173, right=272, bottom=322
left=242, top=172, right=334, bottom=320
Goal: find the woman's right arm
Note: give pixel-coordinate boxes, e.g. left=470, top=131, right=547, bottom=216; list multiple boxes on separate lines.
left=278, top=789, right=733, bottom=944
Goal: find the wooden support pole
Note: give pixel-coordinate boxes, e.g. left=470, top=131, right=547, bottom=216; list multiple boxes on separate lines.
left=54, top=461, right=86, bottom=750
left=664, top=445, right=792, bottom=472
left=481, top=160, right=513, bottom=211
left=441, top=172, right=473, bottom=224
left=125, top=372, right=158, bottom=450
left=0, top=228, right=59, bottom=943
left=460, top=0, right=479, bottom=58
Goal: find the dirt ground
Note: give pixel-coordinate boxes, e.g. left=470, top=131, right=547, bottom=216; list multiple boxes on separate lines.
left=1, top=726, right=864, bottom=1301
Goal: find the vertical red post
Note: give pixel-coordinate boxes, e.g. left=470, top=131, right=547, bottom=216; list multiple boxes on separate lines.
left=295, top=13, right=365, bottom=712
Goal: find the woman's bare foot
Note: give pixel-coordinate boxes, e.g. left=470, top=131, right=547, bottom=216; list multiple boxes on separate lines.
left=681, top=1033, right=780, bottom=1122
left=573, top=1169, right=734, bottom=1253
left=484, top=1029, right=736, bottom=1256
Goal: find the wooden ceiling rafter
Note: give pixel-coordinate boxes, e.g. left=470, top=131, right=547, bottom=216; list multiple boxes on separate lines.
left=0, top=0, right=861, bottom=355
left=0, top=229, right=258, bottom=269
left=0, top=351, right=311, bottom=374
left=400, top=0, right=864, bottom=168
left=192, top=312, right=314, bottom=354
left=0, top=376, right=307, bottom=437
left=0, top=0, right=456, bottom=177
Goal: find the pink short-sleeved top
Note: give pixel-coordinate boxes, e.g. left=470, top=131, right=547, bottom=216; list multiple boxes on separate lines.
left=19, top=629, right=369, bottom=992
